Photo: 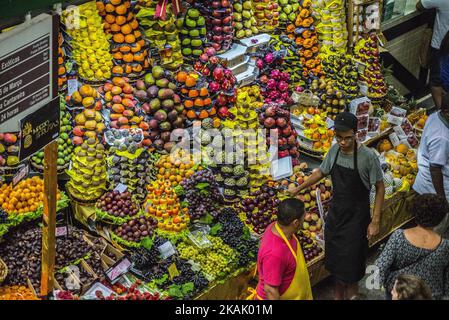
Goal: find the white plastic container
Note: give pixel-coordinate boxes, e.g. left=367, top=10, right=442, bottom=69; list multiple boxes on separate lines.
left=270, top=156, right=293, bottom=181
left=217, top=43, right=247, bottom=69
left=230, top=55, right=249, bottom=76
left=238, top=33, right=271, bottom=53
left=236, top=64, right=258, bottom=87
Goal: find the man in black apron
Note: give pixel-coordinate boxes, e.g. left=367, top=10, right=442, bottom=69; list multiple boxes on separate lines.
left=289, top=112, right=385, bottom=299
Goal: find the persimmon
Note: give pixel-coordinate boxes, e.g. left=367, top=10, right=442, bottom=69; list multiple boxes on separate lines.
left=176, top=71, right=187, bottom=83
left=113, top=33, right=125, bottom=43
left=115, top=4, right=127, bottom=15
left=110, top=23, right=121, bottom=32
left=188, top=90, right=199, bottom=98
left=121, top=24, right=132, bottom=35
left=185, top=76, right=197, bottom=87
left=105, top=3, right=115, bottom=13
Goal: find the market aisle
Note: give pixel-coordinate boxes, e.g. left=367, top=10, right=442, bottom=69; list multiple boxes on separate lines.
left=312, top=246, right=386, bottom=300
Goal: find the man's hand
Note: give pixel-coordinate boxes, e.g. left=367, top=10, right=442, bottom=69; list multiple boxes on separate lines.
left=367, top=221, right=380, bottom=240
left=288, top=184, right=301, bottom=196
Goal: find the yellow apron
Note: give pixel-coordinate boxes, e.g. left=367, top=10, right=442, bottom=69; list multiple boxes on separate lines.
left=247, top=223, right=313, bottom=300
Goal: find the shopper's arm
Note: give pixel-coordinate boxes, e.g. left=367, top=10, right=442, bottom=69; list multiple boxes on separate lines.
left=374, top=231, right=400, bottom=287
left=264, top=284, right=280, bottom=300
left=288, top=169, right=325, bottom=196
left=368, top=180, right=385, bottom=239
left=430, top=165, right=446, bottom=198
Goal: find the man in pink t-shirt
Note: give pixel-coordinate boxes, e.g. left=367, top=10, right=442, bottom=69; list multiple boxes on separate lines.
left=256, top=198, right=306, bottom=300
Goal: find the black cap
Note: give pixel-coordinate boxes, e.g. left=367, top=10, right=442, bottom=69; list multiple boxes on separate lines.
left=334, top=112, right=358, bottom=132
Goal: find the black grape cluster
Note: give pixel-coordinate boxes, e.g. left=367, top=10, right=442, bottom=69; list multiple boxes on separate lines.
left=216, top=207, right=259, bottom=268
left=181, top=170, right=223, bottom=220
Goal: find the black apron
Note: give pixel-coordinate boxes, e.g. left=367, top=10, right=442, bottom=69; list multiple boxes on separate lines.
left=324, top=144, right=371, bottom=284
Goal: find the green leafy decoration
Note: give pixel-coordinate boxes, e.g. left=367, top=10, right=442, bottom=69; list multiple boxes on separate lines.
left=199, top=213, right=214, bottom=225
left=141, top=236, right=154, bottom=250
left=173, top=185, right=185, bottom=197
left=209, top=223, right=222, bottom=236
left=195, top=182, right=210, bottom=190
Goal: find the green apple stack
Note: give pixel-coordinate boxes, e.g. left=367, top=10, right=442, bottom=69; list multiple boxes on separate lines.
left=233, top=0, right=259, bottom=39
left=179, top=8, right=207, bottom=60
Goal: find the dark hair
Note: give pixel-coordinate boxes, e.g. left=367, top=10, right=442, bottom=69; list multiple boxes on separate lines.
left=395, top=275, right=432, bottom=300
left=277, top=198, right=305, bottom=226
left=411, top=194, right=449, bottom=228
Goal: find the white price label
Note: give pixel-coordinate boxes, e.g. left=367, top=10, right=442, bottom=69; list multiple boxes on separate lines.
left=67, top=78, right=78, bottom=97
left=12, top=165, right=29, bottom=187
left=106, top=257, right=132, bottom=283
left=56, top=226, right=68, bottom=237
left=114, top=183, right=128, bottom=193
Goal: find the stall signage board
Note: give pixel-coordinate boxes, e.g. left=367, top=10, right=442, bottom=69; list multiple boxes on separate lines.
left=18, top=97, right=59, bottom=161
left=0, top=14, right=55, bottom=133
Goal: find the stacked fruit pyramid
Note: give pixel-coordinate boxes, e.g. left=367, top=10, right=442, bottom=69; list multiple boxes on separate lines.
left=277, top=0, right=300, bottom=28
left=179, top=8, right=207, bottom=61
left=233, top=0, right=259, bottom=39
left=70, top=85, right=106, bottom=145
left=57, top=33, right=67, bottom=89
left=63, top=1, right=113, bottom=82
left=201, top=0, right=234, bottom=53
left=66, top=138, right=108, bottom=202
left=31, top=97, right=74, bottom=172
left=144, top=180, right=190, bottom=233
left=354, top=33, right=387, bottom=99
left=176, top=70, right=215, bottom=121
left=135, top=0, right=184, bottom=70
left=107, top=148, right=156, bottom=204
left=101, top=76, right=145, bottom=130
left=321, top=53, right=359, bottom=101
left=290, top=0, right=321, bottom=81
left=311, top=0, right=347, bottom=54
left=252, top=0, right=279, bottom=32
left=97, top=0, right=149, bottom=77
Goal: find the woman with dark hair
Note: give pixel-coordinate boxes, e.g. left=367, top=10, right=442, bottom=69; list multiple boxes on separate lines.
left=375, top=193, right=449, bottom=300
left=391, top=275, right=433, bottom=300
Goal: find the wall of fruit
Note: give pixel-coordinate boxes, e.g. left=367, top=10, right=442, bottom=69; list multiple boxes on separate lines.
left=0, top=0, right=425, bottom=300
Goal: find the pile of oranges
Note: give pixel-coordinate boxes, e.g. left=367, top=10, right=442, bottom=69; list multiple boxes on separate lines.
left=176, top=71, right=215, bottom=120
left=96, top=0, right=149, bottom=75
left=155, top=152, right=199, bottom=187
left=0, top=176, right=62, bottom=215
left=0, top=286, right=40, bottom=300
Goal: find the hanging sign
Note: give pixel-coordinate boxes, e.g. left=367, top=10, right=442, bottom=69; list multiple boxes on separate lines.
left=0, top=14, right=56, bottom=132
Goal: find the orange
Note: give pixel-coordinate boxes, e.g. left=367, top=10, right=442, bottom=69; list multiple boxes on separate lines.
left=200, top=87, right=208, bottom=97
left=125, top=34, right=136, bottom=43
left=188, top=90, right=199, bottom=98
left=116, top=5, right=127, bottom=15
left=199, top=110, right=209, bottom=119
left=96, top=1, right=105, bottom=12
left=186, top=110, right=197, bottom=120
left=121, top=24, right=132, bottom=35
left=185, top=76, right=197, bottom=87
left=134, top=30, right=142, bottom=38
left=132, top=64, right=143, bottom=73
left=130, top=19, right=139, bottom=30
left=110, top=23, right=121, bottom=32
left=194, top=98, right=204, bottom=107
left=105, top=14, right=116, bottom=24
left=133, top=52, right=145, bottom=62
left=105, top=3, right=115, bottom=13
left=123, top=53, right=133, bottom=63
left=113, top=33, right=125, bottom=43
left=112, top=65, right=124, bottom=74
left=131, top=43, right=142, bottom=53
left=113, top=52, right=123, bottom=60
left=115, top=15, right=127, bottom=25
left=111, top=0, right=122, bottom=5
left=313, top=141, right=322, bottom=149
left=119, top=45, right=131, bottom=53
left=203, top=98, right=212, bottom=106
left=307, top=107, right=316, bottom=115
left=177, top=71, right=187, bottom=83
left=184, top=100, right=194, bottom=108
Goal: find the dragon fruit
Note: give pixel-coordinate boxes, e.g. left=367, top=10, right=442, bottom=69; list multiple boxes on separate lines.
left=280, top=92, right=290, bottom=100
left=256, top=59, right=264, bottom=69
left=264, top=53, right=274, bottom=64
left=280, top=72, right=290, bottom=81
left=205, top=47, right=216, bottom=57
left=209, top=81, right=221, bottom=92
left=267, top=79, right=277, bottom=90
left=278, top=81, right=289, bottom=92
left=270, top=69, right=281, bottom=80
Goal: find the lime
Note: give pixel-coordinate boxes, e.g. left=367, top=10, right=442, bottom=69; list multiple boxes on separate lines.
left=57, top=158, right=65, bottom=166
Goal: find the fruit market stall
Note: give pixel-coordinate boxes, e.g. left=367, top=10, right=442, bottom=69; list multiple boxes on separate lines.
left=0, top=0, right=429, bottom=300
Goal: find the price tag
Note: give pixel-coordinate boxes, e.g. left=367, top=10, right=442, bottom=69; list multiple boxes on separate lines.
left=56, top=226, right=68, bottom=238
left=326, top=117, right=334, bottom=129
left=105, top=257, right=132, bottom=284
left=393, top=125, right=407, bottom=140
left=67, top=78, right=78, bottom=97
left=158, top=241, right=177, bottom=259
left=388, top=132, right=401, bottom=147
left=114, top=183, right=128, bottom=193
left=12, top=165, right=29, bottom=187
left=168, top=263, right=180, bottom=280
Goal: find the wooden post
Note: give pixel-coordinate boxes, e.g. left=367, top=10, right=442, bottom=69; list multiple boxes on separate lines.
left=40, top=140, right=58, bottom=297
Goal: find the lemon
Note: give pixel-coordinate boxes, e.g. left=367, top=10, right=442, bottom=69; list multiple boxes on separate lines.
left=81, top=61, right=90, bottom=70
left=79, top=20, right=87, bottom=28
left=80, top=52, right=88, bottom=60
left=88, top=56, right=96, bottom=64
